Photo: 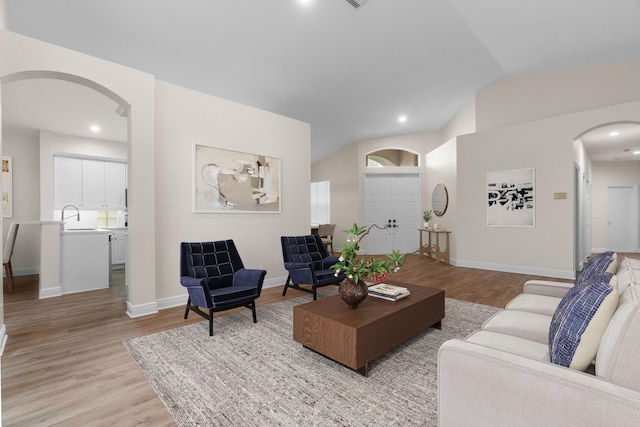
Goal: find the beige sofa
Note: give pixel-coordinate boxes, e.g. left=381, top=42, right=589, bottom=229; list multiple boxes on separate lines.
left=438, top=255, right=640, bottom=426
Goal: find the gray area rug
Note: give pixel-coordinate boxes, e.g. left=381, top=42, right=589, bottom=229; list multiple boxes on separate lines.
left=124, top=293, right=499, bottom=426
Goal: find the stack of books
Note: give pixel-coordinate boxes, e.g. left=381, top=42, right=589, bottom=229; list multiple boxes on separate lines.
left=368, top=283, right=410, bottom=301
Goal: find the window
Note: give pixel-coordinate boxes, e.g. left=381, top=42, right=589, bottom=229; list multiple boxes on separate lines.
left=97, top=210, right=119, bottom=228
left=311, top=181, right=330, bottom=225
left=366, top=149, right=419, bottom=167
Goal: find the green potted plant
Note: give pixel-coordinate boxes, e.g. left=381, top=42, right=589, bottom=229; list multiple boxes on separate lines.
left=422, top=210, right=433, bottom=228
left=330, top=223, right=406, bottom=308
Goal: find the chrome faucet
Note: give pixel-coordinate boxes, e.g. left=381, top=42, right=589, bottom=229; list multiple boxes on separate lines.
left=61, top=205, right=81, bottom=223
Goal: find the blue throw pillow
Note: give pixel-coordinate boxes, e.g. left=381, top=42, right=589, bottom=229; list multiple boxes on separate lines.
left=549, top=273, right=618, bottom=371
left=576, top=252, right=613, bottom=286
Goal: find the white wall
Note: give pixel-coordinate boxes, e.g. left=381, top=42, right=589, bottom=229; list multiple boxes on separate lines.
left=476, top=60, right=640, bottom=132
left=456, top=101, right=640, bottom=278
left=591, top=161, right=640, bottom=252
left=442, top=95, right=476, bottom=142
left=425, top=139, right=457, bottom=256
left=153, top=80, right=311, bottom=302
left=1, top=130, right=40, bottom=274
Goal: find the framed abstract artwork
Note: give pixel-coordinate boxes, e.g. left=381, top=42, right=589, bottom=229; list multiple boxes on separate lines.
left=194, top=144, right=281, bottom=213
left=2, top=156, right=12, bottom=218
left=487, top=168, right=535, bottom=227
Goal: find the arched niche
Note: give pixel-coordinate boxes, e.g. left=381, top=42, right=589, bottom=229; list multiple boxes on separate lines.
left=366, top=148, right=419, bottom=167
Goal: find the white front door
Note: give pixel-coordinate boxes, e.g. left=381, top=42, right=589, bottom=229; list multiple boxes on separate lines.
left=364, top=174, right=421, bottom=254
left=607, top=185, right=638, bottom=252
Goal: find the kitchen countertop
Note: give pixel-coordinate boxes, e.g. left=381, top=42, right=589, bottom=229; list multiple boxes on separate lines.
left=60, top=228, right=114, bottom=235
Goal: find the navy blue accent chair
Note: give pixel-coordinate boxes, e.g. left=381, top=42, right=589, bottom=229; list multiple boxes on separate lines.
left=180, top=240, right=266, bottom=336
left=280, top=235, right=346, bottom=300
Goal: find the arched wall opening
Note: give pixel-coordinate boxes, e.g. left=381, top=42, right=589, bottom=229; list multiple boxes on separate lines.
left=1, top=70, right=133, bottom=301
left=573, top=121, right=640, bottom=269
left=0, top=32, right=158, bottom=319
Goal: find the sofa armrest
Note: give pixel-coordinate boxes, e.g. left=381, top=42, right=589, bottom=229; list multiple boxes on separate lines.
left=438, top=339, right=640, bottom=427
left=522, top=279, right=573, bottom=297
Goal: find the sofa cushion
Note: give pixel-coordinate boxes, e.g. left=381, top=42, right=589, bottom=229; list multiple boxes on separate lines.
left=482, top=310, right=552, bottom=344
left=506, top=294, right=562, bottom=316
left=595, top=282, right=640, bottom=390
left=548, top=274, right=618, bottom=371
left=465, top=330, right=550, bottom=362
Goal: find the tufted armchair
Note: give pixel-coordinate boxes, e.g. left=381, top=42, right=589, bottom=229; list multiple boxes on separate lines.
left=280, top=234, right=346, bottom=300
left=180, top=240, right=266, bottom=336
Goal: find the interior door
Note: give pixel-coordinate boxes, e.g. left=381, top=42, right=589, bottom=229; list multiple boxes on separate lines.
left=364, top=174, right=421, bottom=254
left=607, top=185, right=638, bottom=252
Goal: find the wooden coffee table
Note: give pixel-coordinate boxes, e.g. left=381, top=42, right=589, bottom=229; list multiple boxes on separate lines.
left=292, top=282, right=445, bottom=375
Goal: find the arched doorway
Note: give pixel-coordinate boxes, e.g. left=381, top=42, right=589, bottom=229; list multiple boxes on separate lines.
left=1, top=71, right=131, bottom=300
left=573, top=121, right=640, bottom=268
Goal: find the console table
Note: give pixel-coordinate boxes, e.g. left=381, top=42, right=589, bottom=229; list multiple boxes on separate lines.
left=419, top=228, right=451, bottom=264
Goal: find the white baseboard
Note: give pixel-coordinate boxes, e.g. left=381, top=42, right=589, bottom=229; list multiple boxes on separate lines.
left=263, top=275, right=287, bottom=289
left=3, top=266, right=40, bottom=277
left=155, top=275, right=288, bottom=312
left=39, top=287, right=62, bottom=299
left=156, top=294, right=186, bottom=310
left=126, top=300, right=159, bottom=318
left=452, top=258, right=575, bottom=280
left=0, top=323, right=7, bottom=356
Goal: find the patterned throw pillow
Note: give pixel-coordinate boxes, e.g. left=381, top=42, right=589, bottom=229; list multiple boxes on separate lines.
left=548, top=273, right=618, bottom=371
left=575, top=252, right=614, bottom=286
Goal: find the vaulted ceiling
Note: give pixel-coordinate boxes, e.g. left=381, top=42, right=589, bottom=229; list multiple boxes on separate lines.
left=5, top=0, right=640, bottom=162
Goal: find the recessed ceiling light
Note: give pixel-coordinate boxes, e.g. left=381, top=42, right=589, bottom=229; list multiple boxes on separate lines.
left=398, top=116, right=407, bottom=123
left=90, top=125, right=100, bottom=132
left=609, top=131, right=619, bottom=137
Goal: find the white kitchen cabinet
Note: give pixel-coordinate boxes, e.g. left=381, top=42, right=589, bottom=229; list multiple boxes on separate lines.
left=104, top=162, right=127, bottom=207
left=111, top=230, right=128, bottom=267
left=54, top=156, right=127, bottom=209
left=54, top=156, right=83, bottom=208
left=82, top=159, right=106, bottom=208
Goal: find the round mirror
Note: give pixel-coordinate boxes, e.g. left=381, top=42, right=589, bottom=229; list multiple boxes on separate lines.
left=432, top=183, right=448, bottom=216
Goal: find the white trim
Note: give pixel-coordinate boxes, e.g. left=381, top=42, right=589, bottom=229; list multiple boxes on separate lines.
left=452, top=258, right=575, bottom=280
left=3, top=266, right=40, bottom=277
left=263, top=276, right=287, bottom=289
left=126, top=301, right=159, bottom=318
left=39, top=287, right=62, bottom=299
left=156, top=276, right=287, bottom=311
left=156, top=294, right=186, bottom=310
left=0, top=323, right=7, bottom=356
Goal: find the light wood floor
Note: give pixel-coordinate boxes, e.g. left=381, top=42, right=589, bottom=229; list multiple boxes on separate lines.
left=1, top=254, right=636, bottom=426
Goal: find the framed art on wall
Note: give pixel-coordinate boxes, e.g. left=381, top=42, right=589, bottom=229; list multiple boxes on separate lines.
left=487, top=168, right=535, bottom=227
left=194, top=144, right=281, bottom=213
left=2, top=156, right=13, bottom=218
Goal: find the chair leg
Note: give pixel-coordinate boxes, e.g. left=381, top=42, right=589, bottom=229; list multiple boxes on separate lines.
left=4, top=262, right=15, bottom=294
left=313, top=287, right=317, bottom=300
left=251, top=301, right=258, bottom=323
left=184, top=297, right=191, bottom=319
left=209, top=308, right=214, bottom=336
left=282, top=274, right=291, bottom=296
